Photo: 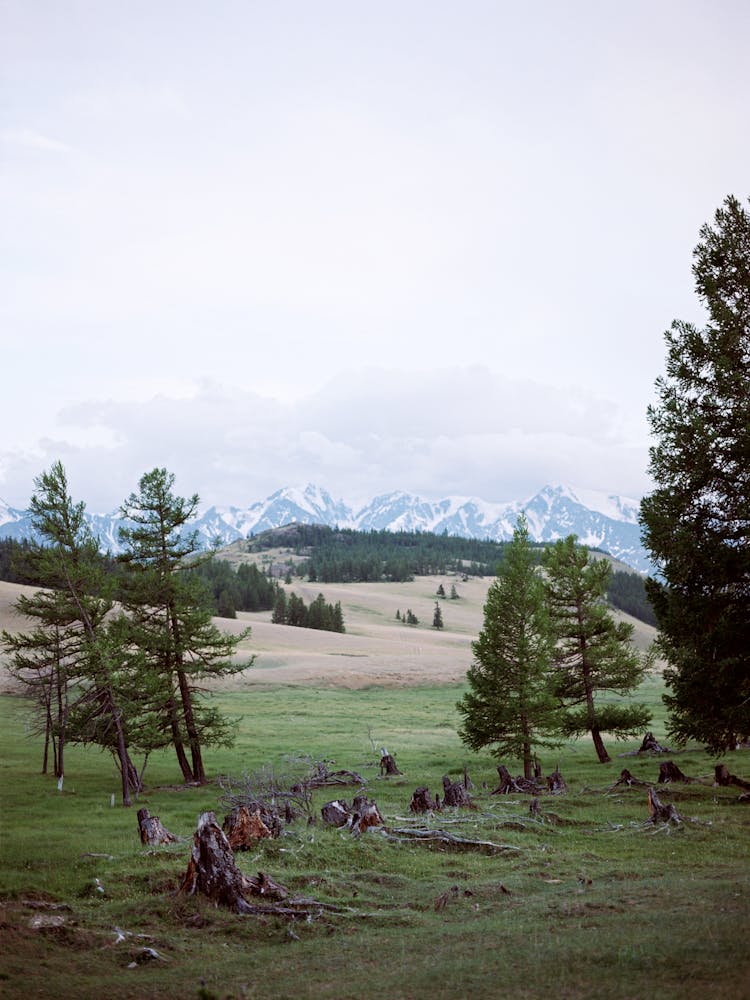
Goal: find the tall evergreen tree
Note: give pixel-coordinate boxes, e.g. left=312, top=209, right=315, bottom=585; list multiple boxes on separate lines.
left=640, top=195, right=750, bottom=752
left=457, top=515, right=558, bottom=779
left=432, top=601, right=444, bottom=629
left=4, top=463, right=138, bottom=804
left=118, top=468, right=251, bottom=784
left=543, top=537, right=652, bottom=762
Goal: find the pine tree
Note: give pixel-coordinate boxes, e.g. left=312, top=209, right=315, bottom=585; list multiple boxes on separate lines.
left=457, top=515, right=559, bottom=779
left=5, top=463, right=139, bottom=804
left=432, top=602, right=444, bottom=629
left=543, top=537, right=652, bottom=762
left=640, top=195, right=750, bottom=752
left=118, top=468, right=251, bottom=784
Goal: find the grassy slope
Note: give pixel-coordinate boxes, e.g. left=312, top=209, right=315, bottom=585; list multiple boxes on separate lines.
left=1, top=578, right=749, bottom=999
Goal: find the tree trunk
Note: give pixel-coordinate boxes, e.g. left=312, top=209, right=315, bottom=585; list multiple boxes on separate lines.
left=167, top=695, right=194, bottom=782
left=176, top=666, right=207, bottom=784
left=647, top=787, right=682, bottom=824
left=591, top=725, right=611, bottom=764
left=379, top=750, right=402, bottom=776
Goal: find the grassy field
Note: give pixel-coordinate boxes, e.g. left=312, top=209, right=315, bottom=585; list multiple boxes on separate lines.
left=1, top=677, right=749, bottom=1000
left=1, top=575, right=749, bottom=998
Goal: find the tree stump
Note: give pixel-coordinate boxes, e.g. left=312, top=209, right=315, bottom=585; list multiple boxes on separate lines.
left=222, top=806, right=273, bottom=850
left=646, top=787, right=682, bottom=825
left=529, top=798, right=542, bottom=818
left=658, top=761, right=690, bottom=783
left=137, top=808, right=178, bottom=846
left=244, top=871, right=288, bottom=901
left=639, top=732, right=669, bottom=753
left=349, top=795, right=385, bottom=836
left=546, top=768, right=567, bottom=793
left=321, top=799, right=350, bottom=827
left=179, top=811, right=257, bottom=913
left=714, top=764, right=750, bottom=791
left=610, top=768, right=649, bottom=789
left=409, top=786, right=440, bottom=813
left=492, top=765, right=523, bottom=794
left=442, top=775, right=475, bottom=808
left=463, top=765, right=475, bottom=790
left=379, top=749, right=402, bottom=776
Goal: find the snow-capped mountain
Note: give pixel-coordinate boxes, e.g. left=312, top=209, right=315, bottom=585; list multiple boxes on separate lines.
left=0, top=483, right=651, bottom=573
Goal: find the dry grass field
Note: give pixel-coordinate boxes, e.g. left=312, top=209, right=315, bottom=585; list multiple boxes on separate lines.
left=0, top=570, right=659, bottom=693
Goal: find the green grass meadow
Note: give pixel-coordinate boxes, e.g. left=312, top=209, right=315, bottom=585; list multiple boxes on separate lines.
left=1, top=678, right=749, bottom=999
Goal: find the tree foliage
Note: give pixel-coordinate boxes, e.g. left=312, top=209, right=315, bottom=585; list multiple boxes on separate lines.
left=543, top=537, right=651, bottom=762
left=457, top=516, right=559, bottom=779
left=640, top=194, right=750, bottom=752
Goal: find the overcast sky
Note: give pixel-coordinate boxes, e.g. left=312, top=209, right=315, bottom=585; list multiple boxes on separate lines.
left=2, top=1, right=748, bottom=514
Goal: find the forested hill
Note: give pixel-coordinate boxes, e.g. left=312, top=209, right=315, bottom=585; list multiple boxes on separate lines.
left=241, top=524, right=656, bottom=625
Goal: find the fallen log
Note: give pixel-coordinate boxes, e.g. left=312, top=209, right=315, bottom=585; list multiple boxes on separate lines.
left=714, top=764, right=750, bottom=791
left=222, top=806, right=274, bottom=850
left=646, top=787, right=682, bottom=826
left=658, top=761, right=690, bottom=784
left=137, top=808, right=178, bottom=846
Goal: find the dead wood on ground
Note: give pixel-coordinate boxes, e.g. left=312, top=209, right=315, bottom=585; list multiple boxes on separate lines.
left=442, top=774, right=477, bottom=809
left=607, top=768, right=650, bottom=791
left=381, top=827, right=519, bottom=855
left=491, top=764, right=542, bottom=795
left=320, top=795, right=385, bottom=836
left=409, top=786, right=441, bottom=813
left=379, top=749, right=402, bottom=776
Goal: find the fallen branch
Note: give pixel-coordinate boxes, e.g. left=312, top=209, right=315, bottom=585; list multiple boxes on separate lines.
left=382, top=827, right=519, bottom=854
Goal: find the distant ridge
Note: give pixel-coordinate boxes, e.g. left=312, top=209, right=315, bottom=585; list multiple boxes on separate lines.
left=0, top=482, right=651, bottom=573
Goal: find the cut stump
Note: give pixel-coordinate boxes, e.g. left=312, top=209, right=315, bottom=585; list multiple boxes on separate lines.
left=137, top=808, right=178, bottom=846
left=222, top=806, right=273, bottom=850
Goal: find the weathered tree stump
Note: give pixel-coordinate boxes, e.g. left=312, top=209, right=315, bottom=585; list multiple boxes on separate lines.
left=529, top=798, right=542, bottom=818
left=491, top=765, right=539, bottom=794
left=639, top=732, right=670, bottom=753
left=137, top=808, right=178, bottom=846
left=609, top=768, right=649, bottom=789
left=546, top=768, right=567, bottom=793
left=442, top=775, right=475, bottom=808
left=222, top=806, right=273, bottom=850
left=349, top=795, right=385, bottom=836
left=320, top=796, right=384, bottom=835
left=462, top=765, right=475, bottom=790
left=179, top=811, right=257, bottom=913
left=646, top=787, right=682, bottom=825
left=409, top=786, right=440, bottom=813
left=658, top=761, right=690, bottom=783
left=379, top=749, right=402, bottom=776
left=321, top=799, right=351, bottom=827
left=714, top=764, right=750, bottom=791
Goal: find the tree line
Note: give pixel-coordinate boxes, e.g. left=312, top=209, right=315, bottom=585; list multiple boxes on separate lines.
left=271, top=590, right=345, bottom=632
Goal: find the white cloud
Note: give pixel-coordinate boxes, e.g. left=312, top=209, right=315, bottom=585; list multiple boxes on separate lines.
left=0, top=369, right=650, bottom=512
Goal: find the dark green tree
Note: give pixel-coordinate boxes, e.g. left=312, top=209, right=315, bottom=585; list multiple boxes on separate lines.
left=118, top=468, right=251, bottom=784
left=640, top=195, right=750, bottom=753
left=457, top=515, right=559, bottom=779
left=432, top=601, right=444, bottom=629
left=543, top=537, right=652, bottom=762
left=4, top=463, right=139, bottom=804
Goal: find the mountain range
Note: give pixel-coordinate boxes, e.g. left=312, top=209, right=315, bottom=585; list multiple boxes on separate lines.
left=0, top=483, right=652, bottom=574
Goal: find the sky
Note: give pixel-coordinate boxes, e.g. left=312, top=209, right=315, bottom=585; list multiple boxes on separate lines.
left=1, top=1, right=748, bottom=514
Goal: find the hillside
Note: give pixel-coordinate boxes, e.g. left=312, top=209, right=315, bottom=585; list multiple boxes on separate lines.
left=0, top=573, right=659, bottom=693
